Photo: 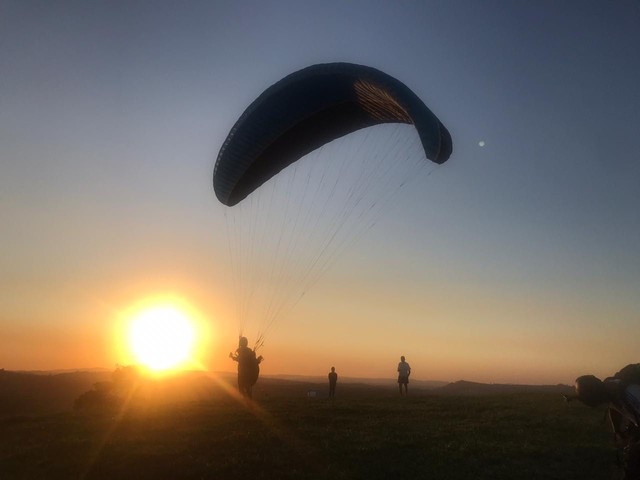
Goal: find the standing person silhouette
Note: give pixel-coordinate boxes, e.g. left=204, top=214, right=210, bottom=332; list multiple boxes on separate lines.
left=397, top=356, right=411, bottom=396
left=328, top=367, right=338, bottom=398
left=229, top=336, right=263, bottom=399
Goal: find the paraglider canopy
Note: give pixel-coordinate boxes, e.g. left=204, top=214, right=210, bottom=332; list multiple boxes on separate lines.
left=214, top=62, right=452, bottom=206
left=214, top=62, right=453, bottom=347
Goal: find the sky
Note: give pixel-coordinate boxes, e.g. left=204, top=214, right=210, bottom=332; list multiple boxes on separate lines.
left=1, top=1, right=639, bottom=384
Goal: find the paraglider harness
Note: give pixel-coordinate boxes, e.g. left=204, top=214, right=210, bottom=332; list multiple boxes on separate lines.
left=231, top=345, right=261, bottom=387
left=243, top=348, right=260, bottom=387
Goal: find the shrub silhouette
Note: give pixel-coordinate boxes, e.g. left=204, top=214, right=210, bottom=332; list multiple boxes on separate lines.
left=74, top=365, right=140, bottom=411
left=73, top=385, right=119, bottom=411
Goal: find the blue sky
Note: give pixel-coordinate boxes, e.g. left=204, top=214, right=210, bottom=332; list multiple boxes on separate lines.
left=1, top=1, right=638, bottom=383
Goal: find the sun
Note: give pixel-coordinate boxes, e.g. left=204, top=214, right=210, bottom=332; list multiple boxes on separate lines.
left=128, top=306, right=195, bottom=371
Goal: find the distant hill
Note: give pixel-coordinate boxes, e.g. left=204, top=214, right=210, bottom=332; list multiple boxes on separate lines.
left=262, top=374, right=448, bottom=389
left=435, top=380, right=574, bottom=396
left=13, top=367, right=110, bottom=375
left=0, top=369, right=574, bottom=417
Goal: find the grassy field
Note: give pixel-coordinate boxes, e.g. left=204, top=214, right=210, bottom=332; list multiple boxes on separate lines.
left=0, top=384, right=621, bottom=480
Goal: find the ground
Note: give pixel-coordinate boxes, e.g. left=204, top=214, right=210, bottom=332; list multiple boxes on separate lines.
left=0, top=381, right=620, bottom=480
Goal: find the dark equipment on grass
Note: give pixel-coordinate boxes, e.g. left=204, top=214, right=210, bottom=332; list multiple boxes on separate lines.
left=566, top=364, right=640, bottom=479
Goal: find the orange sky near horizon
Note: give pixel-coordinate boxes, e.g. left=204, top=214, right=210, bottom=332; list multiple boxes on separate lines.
left=2, top=260, right=635, bottom=386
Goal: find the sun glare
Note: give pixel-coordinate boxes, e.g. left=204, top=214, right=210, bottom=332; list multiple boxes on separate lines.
left=128, top=306, right=195, bottom=371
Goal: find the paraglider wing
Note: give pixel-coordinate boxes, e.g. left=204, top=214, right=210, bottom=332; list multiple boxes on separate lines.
left=214, top=62, right=452, bottom=206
